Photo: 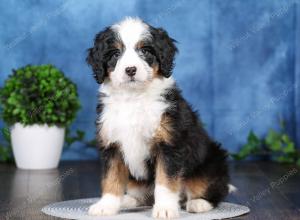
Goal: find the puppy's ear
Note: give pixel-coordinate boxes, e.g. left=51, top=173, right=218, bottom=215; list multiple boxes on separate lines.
left=151, top=27, right=178, bottom=78
left=86, top=28, right=111, bottom=84
left=86, top=47, right=105, bottom=84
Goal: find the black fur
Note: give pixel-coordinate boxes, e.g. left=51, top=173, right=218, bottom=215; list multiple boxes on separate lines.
left=86, top=27, right=120, bottom=84
left=100, top=144, right=119, bottom=178
left=149, top=26, right=178, bottom=78
left=152, top=86, right=229, bottom=207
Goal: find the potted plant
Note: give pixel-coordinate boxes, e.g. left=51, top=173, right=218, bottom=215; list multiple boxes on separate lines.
left=0, top=64, right=80, bottom=169
left=231, top=119, right=300, bottom=166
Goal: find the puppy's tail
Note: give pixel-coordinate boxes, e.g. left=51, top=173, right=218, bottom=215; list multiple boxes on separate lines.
left=228, top=184, right=237, bottom=193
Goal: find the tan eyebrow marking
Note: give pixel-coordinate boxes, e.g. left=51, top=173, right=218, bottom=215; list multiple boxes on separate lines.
left=135, top=41, right=145, bottom=49
left=113, top=41, right=124, bottom=50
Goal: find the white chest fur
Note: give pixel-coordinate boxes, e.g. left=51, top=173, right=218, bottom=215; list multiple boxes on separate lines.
left=98, top=79, right=174, bottom=179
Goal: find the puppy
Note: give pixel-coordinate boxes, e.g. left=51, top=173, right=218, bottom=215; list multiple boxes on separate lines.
left=86, top=17, right=230, bottom=219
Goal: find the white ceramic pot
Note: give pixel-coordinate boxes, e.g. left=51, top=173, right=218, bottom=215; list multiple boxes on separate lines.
left=11, top=123, right=65, bottom=170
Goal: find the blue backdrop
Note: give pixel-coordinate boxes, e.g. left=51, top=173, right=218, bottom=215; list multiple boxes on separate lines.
left=0, top=0, right=299, bottom=160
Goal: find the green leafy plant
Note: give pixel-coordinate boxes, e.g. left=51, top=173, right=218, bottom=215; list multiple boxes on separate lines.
left=231, top=131, right=263, bottom=160
left=64, top=128, right=86, bottom=148
left=232, top=120, right=300, bottom=165
left=0, top=127, right=13, bottom=163
left=265, top=124, right=299, bottom=164
left=0, top=64, right=80, bottom=126
left=64, top=129, right=97, bottom=148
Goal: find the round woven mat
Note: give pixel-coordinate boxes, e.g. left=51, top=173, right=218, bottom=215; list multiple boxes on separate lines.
left=42, top=198, right=250, bottom=220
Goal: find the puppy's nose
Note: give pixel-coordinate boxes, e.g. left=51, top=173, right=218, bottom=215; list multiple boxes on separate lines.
left=125, top=66, right=137, bottom=77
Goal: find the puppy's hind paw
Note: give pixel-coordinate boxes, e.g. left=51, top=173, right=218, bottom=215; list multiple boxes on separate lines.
left=121, top=195, right=140, bottom=209
left=186, top=198, right=213, bottom=213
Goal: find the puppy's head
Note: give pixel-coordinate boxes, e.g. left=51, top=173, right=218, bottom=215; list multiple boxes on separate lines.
left=86, top=17, right=177, bottom=89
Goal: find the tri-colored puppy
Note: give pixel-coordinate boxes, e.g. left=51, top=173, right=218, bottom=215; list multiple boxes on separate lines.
left=86, top=17, right=230, bottom=219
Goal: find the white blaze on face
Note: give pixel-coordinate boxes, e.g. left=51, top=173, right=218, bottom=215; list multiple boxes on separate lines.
left=111, top=17, right=153, bottom=88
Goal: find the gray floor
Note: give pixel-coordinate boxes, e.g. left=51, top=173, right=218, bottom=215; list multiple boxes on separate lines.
left=0, top=161, right=299, bottom=219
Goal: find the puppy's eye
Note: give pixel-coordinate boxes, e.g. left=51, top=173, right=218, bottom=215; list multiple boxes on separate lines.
left=141, top=48, right=148, bottom=55
left=112, top=51, right=121, bottom=58
left=140, top=47, right=152, bottom=56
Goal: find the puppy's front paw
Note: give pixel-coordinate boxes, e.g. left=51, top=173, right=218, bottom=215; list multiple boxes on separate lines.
left=152, top=204, right=179, bottom=219
left=88, top=194, right=120, bottom=216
